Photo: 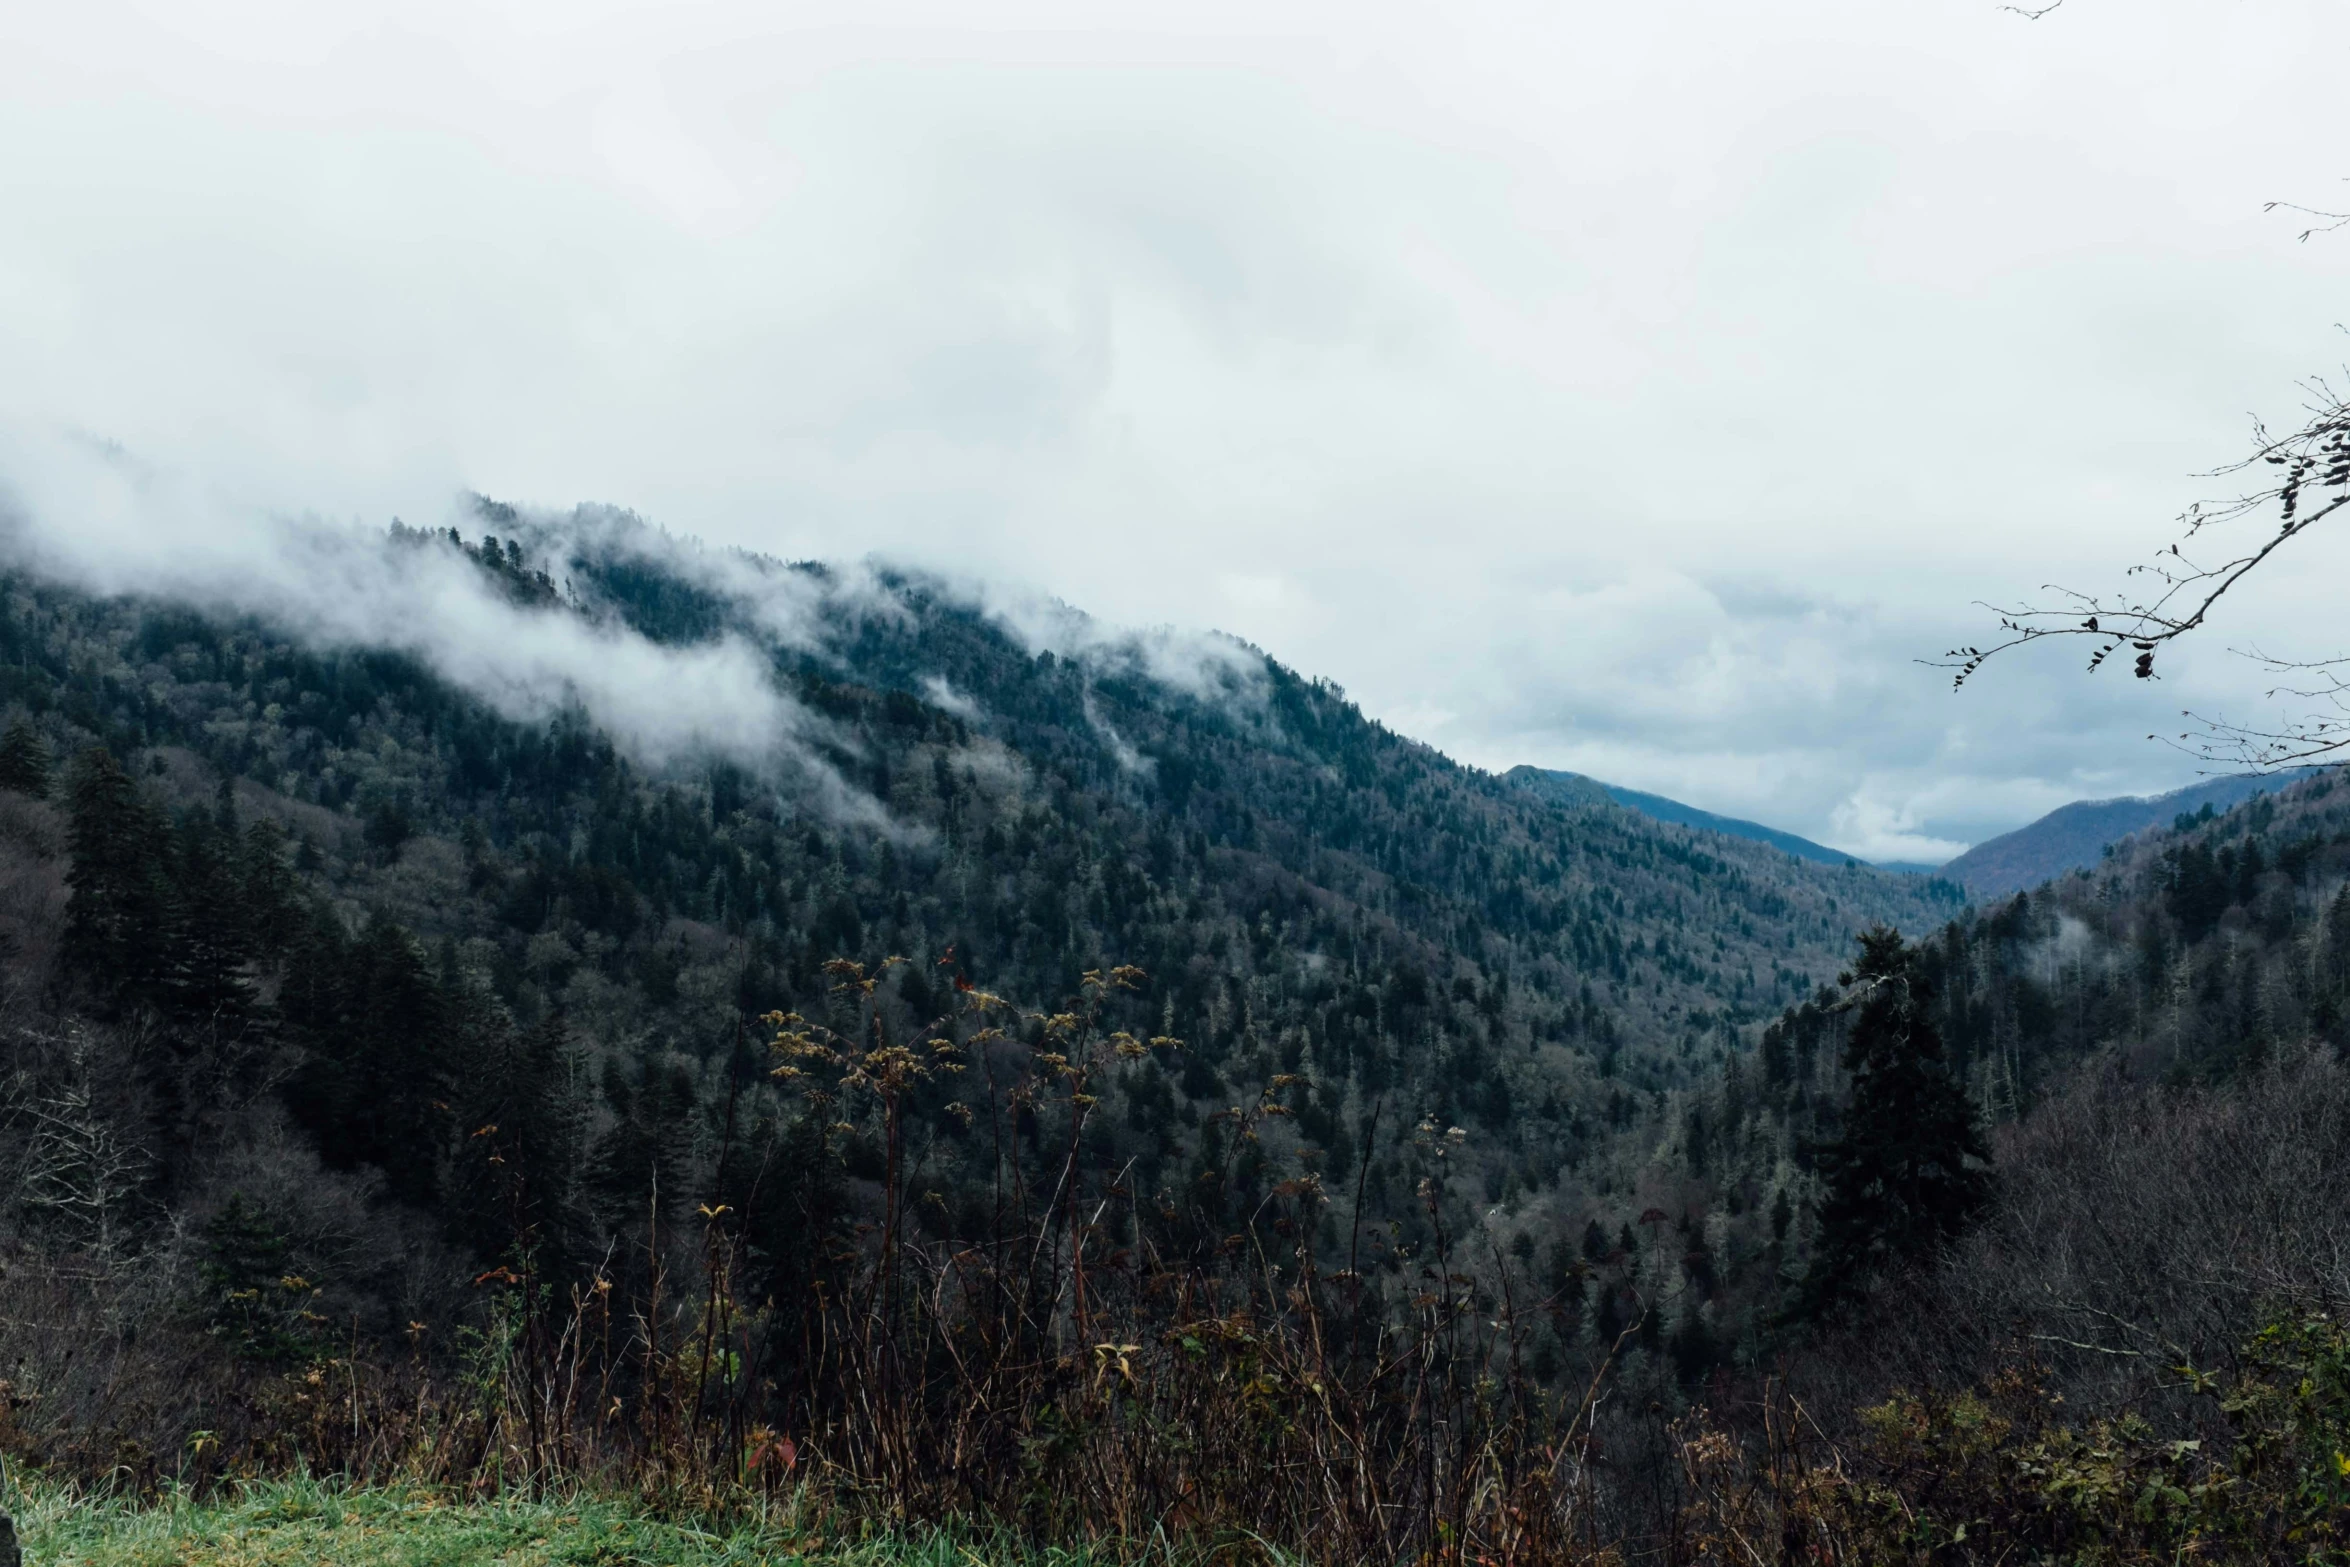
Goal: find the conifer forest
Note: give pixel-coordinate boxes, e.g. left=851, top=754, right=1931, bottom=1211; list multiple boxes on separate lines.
left=0, top=510, right=2346, bottom=1562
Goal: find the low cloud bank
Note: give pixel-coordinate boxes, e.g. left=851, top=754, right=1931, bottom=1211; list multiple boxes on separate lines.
left=966, top=581, right=1267, bottom=705
left=0, top=430, right=1266, bottom=827
left=0, top=429, right=890, bottom=814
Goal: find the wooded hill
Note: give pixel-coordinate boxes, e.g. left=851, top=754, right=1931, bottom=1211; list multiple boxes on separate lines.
left=0, top=504, right=1958, bottom=1256
left=1904, top=764, right=2350, bottom=1098
left=7, top=503, right=2348, bottom=1558
left=1936, top=768, right=2315, bottom=898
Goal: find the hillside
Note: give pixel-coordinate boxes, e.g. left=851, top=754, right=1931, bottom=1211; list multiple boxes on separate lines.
left=0, top=505, right=1964, bottom=1481
left=1510, top=766, right=1869, bottom=869
left=1905, top=762, right=2350, bottom=1092
left=1938, top=769, right=2314, bottom=897
left=3, top=505, right=2347, bottom=1559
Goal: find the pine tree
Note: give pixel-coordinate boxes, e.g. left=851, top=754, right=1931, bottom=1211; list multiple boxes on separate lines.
left=453, top=1007, right=585, bottom=1263
left=2323, top=885, right=2350, bottom=999
left=199, top=1194, right=316, bottom=1363
left=588, top=1045, right=699, bottom=1229
left=0, top=719, right=50, bottom=798
left=61, top=748, right=172, bottom=1007
left=237, top=817, right=307, bottom=954
left=1800, top=927, right=1991, bottom=1316
left=159, top=814, right=257, bottom=1026
left=281, top=913, right=454, bottom=1207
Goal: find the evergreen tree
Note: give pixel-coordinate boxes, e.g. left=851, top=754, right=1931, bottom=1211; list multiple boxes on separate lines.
left=1668, top=1294, right=1717, bottom=1383
left=1800, top=927, right=1991, bottom=1316
left=236, top=817, right=308, bottom=955
left=281, top=913, right=454, bottom=1207
left=2324, top=884, right=2350, bottom=999
left=588, top=1045, right=700, bottom=1229
left=61, top=748, right=172, bottom=1007
left=159, top=814, right=257, bottom=1026
left=452, top=1008, right=585, bottom=1263
left=199, top=1195, right=318, bottom=1363
left=363, top=797, right=412, bottom=863
left=0, top=718, right=50, bottom=798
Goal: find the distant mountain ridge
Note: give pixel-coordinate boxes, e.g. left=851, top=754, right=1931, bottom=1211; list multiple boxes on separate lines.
left=1508, top=767, right=1882, bottom=870
left=1513, top=766, right=2348, bottom=902
left=1940, top=770, right=2326, bottom=898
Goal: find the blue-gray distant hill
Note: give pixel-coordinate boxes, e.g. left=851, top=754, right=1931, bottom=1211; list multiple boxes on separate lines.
left=1939, top=769, right=2327, bottom=899
left=1508, top=768, right=1876, bottom=868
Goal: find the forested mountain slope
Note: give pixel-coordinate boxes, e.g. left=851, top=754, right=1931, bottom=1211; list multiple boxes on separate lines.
left=1687, top=764, right=2350, bottom=1314
left=0, top=506, right=1958, bottom=1376
left=7, top=504, right=2348, bottom=1555
left=1907, top=763, right=2350, bottom=1095
left=0, top=506, right=1966, bottom=1087
left=1509, top=766, right=1870, bottom=869
left=1938, top=768, right=2314, bottom=897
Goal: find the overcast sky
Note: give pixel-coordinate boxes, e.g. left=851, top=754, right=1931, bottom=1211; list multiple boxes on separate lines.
left=2, top=0, right=2345, bottom=861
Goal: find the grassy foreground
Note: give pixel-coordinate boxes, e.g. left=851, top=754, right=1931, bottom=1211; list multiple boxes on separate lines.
left=3, top=1478, right=1149, bottom=1567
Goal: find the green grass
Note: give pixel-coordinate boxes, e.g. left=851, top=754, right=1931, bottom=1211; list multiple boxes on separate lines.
left=2, top=1477, right=1150, bottom=1567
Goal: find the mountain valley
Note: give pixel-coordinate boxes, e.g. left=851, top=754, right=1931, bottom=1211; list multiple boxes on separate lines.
left=0, top=505, right=2344, bottom=1558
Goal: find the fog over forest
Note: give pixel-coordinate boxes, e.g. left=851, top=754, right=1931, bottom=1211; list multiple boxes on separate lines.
left=8, top=0, right=2350, bottom=858
left=2, top=5, right=2349, bottom=1565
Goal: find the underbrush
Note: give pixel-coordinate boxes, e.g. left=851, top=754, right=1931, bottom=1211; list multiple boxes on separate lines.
left=13, top=961, right=2350, bottom=1563
left=1, top=966, right=1656, bottom=1561
left=13, top=1297, right=2349, bottom=1567
left=1675, top=1302, right=2350, bottom=1564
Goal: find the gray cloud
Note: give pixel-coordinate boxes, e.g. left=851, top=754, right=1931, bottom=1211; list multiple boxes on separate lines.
left=964, top=579, right=1266, bottom=704
left=1, top=0, right=2344, bottom=859
left=0, top=428, right=917, bottom=826
left=918, top=674, right=983, bottom=723
left=0, top=428, right=1276, bottom=829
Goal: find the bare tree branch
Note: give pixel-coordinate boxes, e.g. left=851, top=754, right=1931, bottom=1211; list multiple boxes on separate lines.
left=1936, top=379, right=2350, bottom=766
left=2170, top=646, right=2350, bottom=768
left=2264, top=198, right=2350, bottom=244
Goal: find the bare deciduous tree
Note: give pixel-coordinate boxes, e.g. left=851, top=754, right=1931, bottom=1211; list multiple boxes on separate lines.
left=5, top=1025, right=146, bottom=1261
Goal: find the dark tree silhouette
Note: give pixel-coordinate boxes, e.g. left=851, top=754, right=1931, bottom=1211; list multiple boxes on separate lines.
left=0, top=719, right=50, bottom=799
left=159, top=812, right=258, bottom=1027
left=452, top=1008, right=587, bottom=1264
left=60, top=747, right=172, bottom=1008
left=1800, top=927, right=1992, bottom=1315
left=280, top=913, right=455, bottom=1207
